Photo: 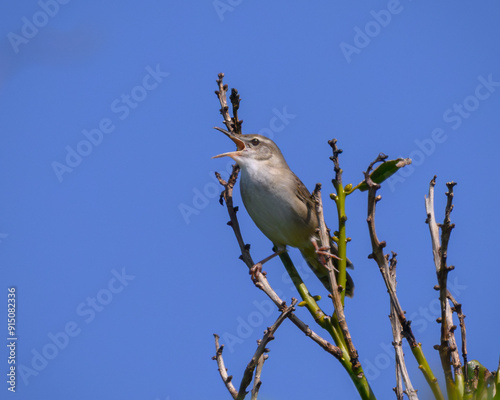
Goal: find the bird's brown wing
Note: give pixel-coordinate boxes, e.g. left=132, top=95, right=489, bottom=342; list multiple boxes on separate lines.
left=292, top=173, right=316, bottom=224
left=293, top=173, right=354, bottom=271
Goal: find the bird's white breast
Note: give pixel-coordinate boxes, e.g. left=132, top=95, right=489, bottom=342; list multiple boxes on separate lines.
left=239, top=159, right=315, bottom=248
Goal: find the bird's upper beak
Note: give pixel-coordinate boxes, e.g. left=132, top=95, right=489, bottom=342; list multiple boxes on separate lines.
left=212, top=128, right=246, bottom=159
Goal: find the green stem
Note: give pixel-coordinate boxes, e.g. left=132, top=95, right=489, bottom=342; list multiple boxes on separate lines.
left=279, top=252, right=376, bottom=400
left=411, top=344, right=446, bottom=400
left=494, top=361, right=500, bottom=400
left=454, top=371, right=464, bottom=400
left=329, top=312, right=347, bottom=350
left=331, top=182, right=347, bottom=305
left=279, top=252, right=342, bottom=344
left=446, top=379, right=458, bottom=400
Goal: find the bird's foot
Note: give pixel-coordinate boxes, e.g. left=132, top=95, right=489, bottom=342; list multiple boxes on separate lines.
left=311, top=240, right=341, bottom=266
left=249, top=263, right=265, bottom=282
left=317, top=247, right=341, bottom=261
left=249, top=248, right=285, bottom=283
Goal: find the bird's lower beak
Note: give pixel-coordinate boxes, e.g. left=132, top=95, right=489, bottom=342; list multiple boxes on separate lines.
left=212, top=129, right=246, bottom=159
left=212, top=150, right=242, bottom=160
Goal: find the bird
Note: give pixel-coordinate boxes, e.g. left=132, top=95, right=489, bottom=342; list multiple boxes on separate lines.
left=213, top=130, right=354, bottom=297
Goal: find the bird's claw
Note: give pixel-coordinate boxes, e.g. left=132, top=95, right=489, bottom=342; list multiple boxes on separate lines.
left=312, top=242, right=341, bottom=266
left=250, top=263, right=266, bottom=282
left=317, top=248, right=341, bottom=261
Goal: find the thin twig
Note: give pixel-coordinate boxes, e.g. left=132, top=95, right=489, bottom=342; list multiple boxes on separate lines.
left=237, top=300, right=297, bottom=399
left=213, top=334, right=239, bottom=399
left=329, top=138, right=343, bottom=178
left=250, top=354, right=266, bottom=400
left=215, top=73, right=235, bottom=134
left=448, top=290, right=468, bottom=381
left=389, top=254, right=404, bottom=400
left=229, top=88, right=243, bottom=134
left=392, top=312, right=405, bottom=400
left=388, top=253, right=419, bottom=400
left=215, top=73, right=242, bottom=135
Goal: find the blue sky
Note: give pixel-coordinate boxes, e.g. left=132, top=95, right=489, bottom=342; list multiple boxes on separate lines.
left=1, top=1, right=500, bottom=399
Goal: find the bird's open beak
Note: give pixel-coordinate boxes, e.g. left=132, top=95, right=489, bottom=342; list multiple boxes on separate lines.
left=212, top=128, right=246, bottom=159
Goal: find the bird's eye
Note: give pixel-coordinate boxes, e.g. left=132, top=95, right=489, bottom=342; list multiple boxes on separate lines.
left=251, top=138, right=260, bottom=146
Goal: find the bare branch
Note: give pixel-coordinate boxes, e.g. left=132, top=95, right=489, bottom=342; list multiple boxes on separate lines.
left=388, top=253, right=419, bottom=400
left=328, top=138, right=343, bottom=182
left=424, top=176, right=441, bottom=269
left=250, top=354, right=265, bottom=400
left=425, top=178, right=462, bottom=389
left=213, top=303, right=299, bottom=400
left=213, top=334, right=238, bottom=399
left=229, top=88, right=243, bottom=134
left=448, top=290, right=468, bottom=381
left=290, top=316, right=344, bottom=358
left=215, top=73, right=242, bottom=135
left=237, top=300, right=297, bottom=399
left=364, top=154, right=416, bottom=347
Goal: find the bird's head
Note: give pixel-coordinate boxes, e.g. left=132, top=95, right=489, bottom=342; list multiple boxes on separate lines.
left=212, top=129, right=287, bottom=169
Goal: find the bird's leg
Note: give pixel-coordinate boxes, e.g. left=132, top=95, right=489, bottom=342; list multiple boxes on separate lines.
left=250, top=247, right=286, bottom=282
left=311, top=238, right=341, bottom=267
